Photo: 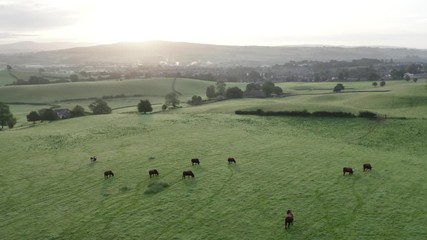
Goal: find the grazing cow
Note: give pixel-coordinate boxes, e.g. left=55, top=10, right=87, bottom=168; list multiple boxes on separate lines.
left=284, top=210, right=294, bottom=229
left=182, top=170, right=195, bottom=179
left=228, top=157, right=236, bottom=164
left=90, top=156, right=97, bottom=162
left=149, top=169, right=159, bottom=178
left=363, top=163, right=372, bottom=171
left=191, top=158, right=200, bottom=165
left=104, top=170, right=114, bottom=179
left=343, top=167, right=354, bottom=176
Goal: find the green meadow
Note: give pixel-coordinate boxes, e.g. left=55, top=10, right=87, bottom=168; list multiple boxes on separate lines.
left=0, top=78, right=427, bottom=239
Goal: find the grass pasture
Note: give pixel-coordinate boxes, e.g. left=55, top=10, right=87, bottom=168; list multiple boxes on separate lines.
left=1, top=112, right=426, bottom=239
left=0, top=77, right=215, bottom=124
left=0, top=78, right=214, bottom=104
left=0, top=79, right=427, bottom=239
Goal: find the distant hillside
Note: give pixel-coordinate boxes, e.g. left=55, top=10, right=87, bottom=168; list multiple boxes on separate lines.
left=0, top=41, right=95, bottom=54
left=1, top=41, right=427, bottom=66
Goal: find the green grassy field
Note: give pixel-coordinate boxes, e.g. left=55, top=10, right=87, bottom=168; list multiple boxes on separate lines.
left=0, top=78, right=215, bottom=103
left=0, top=69, right=71, bottom=85
left=0, top=77, right=216, bottom=124
left=0, top=70, right=16, bottom=86
left=1, top=79, right=427, bottom=239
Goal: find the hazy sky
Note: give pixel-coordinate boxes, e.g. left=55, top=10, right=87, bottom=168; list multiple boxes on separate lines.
left=1, top=0, right=427, bottom=48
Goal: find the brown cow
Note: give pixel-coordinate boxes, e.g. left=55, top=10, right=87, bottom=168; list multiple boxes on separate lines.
left=363, top=163, right=372, bottom=171
left=182, top=170, right=195, bottom=179
left=228, top=157, right=236, bottom=164
left=284, top=210, right=294, bottom=229
left=104, top=170, right=114, bottom=179
left=343, top=167, right=353, bottom=175
left=149, top=169, right=159, bottom=178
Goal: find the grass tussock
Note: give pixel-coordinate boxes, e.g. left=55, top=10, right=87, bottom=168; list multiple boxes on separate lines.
left=144, top=181, right=170, bottom=195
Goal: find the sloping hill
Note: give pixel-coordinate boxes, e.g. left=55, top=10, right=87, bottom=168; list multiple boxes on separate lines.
left=0, top=78, right=213, bottom=103
left=182, top=80, right=427, bottom=119
left=2, top=41, right=427, bottom=66
left=0, top=41, right=94, bottom=54
left=0, top=106, right=426, bottom=239
left=0, top=70, right=15, bottom=86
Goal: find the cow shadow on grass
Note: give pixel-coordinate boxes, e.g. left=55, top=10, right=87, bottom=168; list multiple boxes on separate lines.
left=228, top=164, right=241, bottom=173
left=182, top=177, right=198, bottom=189
left=191, top=165, right=205, bottom=173
left=338, top=173, right=361, bottom=183
left=144, top=181, right=169, bottom=195
left=101, top=174, right=116, bottom=197
left=89, top=162, right=96, bottom=168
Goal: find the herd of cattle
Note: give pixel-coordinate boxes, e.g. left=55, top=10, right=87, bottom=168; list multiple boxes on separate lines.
left=343, top=163, right=372, bottom=175
left=96, top=157, right=237, bottom=179
left=95, top=155, right=372, bottom=179
left=94, top=155, right=373, bottom=230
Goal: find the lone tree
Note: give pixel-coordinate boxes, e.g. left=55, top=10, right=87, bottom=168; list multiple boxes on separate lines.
left=0, top=102, right=16, bottom=129
left=333, top=83, right=345, bottom=92
left=138, top=99, right=153, bottom=113
left=27, top=111, right=40, bottom=124
left=70, top=105, right=85, bottom=117
left=89, top=99, right=112, bottom=115
left=165, top=92, right=180, bottom=108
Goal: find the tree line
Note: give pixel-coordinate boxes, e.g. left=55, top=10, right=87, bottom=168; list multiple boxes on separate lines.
left=7, top=58, right=425, bottom=87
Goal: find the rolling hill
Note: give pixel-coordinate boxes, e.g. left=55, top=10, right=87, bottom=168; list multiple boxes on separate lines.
left=1, top=41, right=427, bottom=66
left=1, top=85, right=427, bottom=239
left=0, top=41, right=95, bottom=54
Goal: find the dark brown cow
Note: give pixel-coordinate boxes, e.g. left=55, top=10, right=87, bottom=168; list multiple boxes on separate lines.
left=149, top=169, right=159, bottom=178
left=363, top=163, right=372, bottom=171
left=228, top=157, right=236, bottom=164
left=191, top=158, right=200, bottom=165
left=182, top=170, right=195, bottom=179
left=284, top=210, right=294, bottom=229
left=343, top=167, right=353, bottom=175
left=104, top=170, right=114, bottom=179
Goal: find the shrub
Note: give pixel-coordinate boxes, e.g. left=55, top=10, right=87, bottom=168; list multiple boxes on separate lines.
left=236, top=110, right=353, bottom=118
left=312, top=111, right=355, bottom=118
left=38, top=108, right=59, bottom=121
left=188, top=96, right=203, bottom=105
left=359, top=111, right=378, bottom=119
left=333, top=83, right=345, bottom=92
left=225, top=87, right=243, bottom=99
left=70, top=105, right=85, bottom=118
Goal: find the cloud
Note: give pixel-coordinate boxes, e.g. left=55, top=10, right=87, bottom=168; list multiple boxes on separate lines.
left=0, top=2, right=78, bottom=31
left=0, top=32, right=38, bottom=39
